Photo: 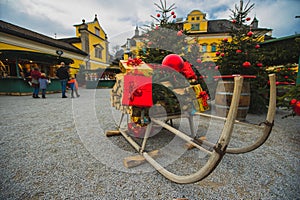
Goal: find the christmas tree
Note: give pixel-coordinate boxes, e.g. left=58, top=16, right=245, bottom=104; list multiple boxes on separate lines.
left=215, top=0, right=269, bottom=113
left=261, top=35, right=300, bottom=117
left=133, top=0, right=210, bottom=114
left=138, top=0, right=202, bottom=67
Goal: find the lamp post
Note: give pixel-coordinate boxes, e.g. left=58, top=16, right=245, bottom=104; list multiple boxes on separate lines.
left=56, top=50, right=63, bottom=58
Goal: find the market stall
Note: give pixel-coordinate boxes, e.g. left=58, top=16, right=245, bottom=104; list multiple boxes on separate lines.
left=0, top=50, right=74, bottom=95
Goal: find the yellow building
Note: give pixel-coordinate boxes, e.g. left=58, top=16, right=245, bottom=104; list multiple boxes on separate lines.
left=183, top=10, right=208, bottom=33
left=181, top=10, right=272, bottom=62
left=61, top=15, right=110, bottom=71
left=122, top=26, right=144, bottom=60
left=125, top=10, right=272, bottom=63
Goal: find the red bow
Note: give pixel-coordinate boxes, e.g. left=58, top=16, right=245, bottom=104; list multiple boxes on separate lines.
left=198, top=91, right=209, bottom=107
left=181, top=61, right=197, bottom=79
left=126, top=58, right=143, bottom=67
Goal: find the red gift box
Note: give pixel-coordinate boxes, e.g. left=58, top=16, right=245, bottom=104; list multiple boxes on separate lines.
left=122, top=75, right=153, bottom=107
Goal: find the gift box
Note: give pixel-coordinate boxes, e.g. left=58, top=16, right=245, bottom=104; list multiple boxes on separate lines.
left=192, top=84, right=209, bottom=112
left=119, top=59, right=153, bottom=76
left=122, top=75, right=153, bottom=107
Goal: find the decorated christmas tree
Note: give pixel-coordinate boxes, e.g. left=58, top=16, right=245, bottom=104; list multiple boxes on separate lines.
left=215, top=0, right=270, bottom=113
left=133, top=0, right=209, bottom=114
left=138, top=0, right=202, bottom=68
left=261, top=36, right=300, bottom=117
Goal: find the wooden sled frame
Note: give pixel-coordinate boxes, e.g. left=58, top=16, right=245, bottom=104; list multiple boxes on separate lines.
left=106, top=74, right=276, bottom=184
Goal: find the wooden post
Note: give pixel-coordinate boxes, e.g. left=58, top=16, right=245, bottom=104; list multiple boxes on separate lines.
left=15, top=58, right=20, bottom=78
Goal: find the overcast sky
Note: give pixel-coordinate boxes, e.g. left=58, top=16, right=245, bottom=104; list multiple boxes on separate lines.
left=1, top=0, right=299, bottom=53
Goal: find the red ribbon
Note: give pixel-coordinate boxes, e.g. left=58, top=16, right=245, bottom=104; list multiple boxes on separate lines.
left=126, top=58, right=143, bottom=67
left=198, top=91, right=209, bottom=107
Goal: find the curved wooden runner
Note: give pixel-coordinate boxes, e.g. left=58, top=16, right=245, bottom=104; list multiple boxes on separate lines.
left=193, top=74, right=276, bottom=154
left=142, top=76, right=244, bottom=183
left=225, top=74, right=276, bottom=154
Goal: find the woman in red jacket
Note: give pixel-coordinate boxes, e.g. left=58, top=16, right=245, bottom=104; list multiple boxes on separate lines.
left=30, top=67, right=41, bottom=98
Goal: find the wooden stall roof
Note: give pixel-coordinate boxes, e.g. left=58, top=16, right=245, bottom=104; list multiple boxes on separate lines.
left=0, top=20, right=88, bottom=56
left=0, top=50, right=74, bottom=64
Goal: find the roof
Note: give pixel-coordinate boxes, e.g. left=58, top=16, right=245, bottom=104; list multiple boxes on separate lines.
left=207, top=19, right=272, bottom=33
left=0, top=50, right=74, bottom=64
left=207, top=19, right=233, bottom=33
left=261, top=34, right=300, bottom=45
left=73, top=15, right=108, bottom=40
left=59, top=37, right=81, bottom=44
left=188, top=10, right=205, bottom=16
left=0, top=20, right=87, bottom=56
left=176, top=16, right=271, bottom=34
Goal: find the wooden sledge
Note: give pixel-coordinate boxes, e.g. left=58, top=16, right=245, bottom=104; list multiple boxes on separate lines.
left=106, top=74, right=276, bottom=184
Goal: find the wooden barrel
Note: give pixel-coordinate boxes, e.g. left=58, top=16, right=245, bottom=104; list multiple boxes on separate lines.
left=215, top=80, right=250, bottom=121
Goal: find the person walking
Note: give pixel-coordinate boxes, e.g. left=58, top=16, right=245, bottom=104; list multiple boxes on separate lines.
left=68, top=75, right=80, bottom=98
left=39, top=73, right=49, bottom=98
left=30, top=67, right=41, bottom=98
left=56, top=62, right=69, bottom=98
left=74, top=75, right=80, bottom=98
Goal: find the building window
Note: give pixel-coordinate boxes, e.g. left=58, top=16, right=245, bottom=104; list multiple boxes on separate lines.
left=191, top=17, right=195, bottom=21
left=95, top=46, right=103, bottom=59
left=211, top=44, right=217, bottom=52
left=201, top=44, right=207, bottom=52
left=95, top=27, right=100, bottom=36
left=191, top=23, right=199, bottom=31
left=196, top=17, right=200, bottom=20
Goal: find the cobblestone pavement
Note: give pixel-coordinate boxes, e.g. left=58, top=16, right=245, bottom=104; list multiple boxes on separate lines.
left=0, top=88, right=299, bottom=200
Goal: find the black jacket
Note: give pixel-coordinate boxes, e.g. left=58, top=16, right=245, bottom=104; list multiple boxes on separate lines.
left=56, top=66, right=69, bottom=80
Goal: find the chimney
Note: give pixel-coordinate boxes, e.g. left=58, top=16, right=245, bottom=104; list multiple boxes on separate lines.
left=251, top=16, right=259, bottom=29
left=135, top=26, right=139, bottom=37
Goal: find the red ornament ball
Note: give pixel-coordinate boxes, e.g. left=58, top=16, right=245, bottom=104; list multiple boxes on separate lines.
left=196, top=58, right=202, bottom=63
left=156, top=13, right=161, bottom=18
left=221, top=53, right=225, bottom=57
left=171, top=11, right=175, bottom=15
left=177, top=30, right=183, bottom=36
left=247, top=31, right=253, bottom=37
left=232, top=19, right=237, bottom=23
left=255, top=44, right=260, bottom=49
left=223, top=38, right=228, bottom=42
left=294, top=100, right=300, bottom=115
left=162, top=54, right=184, bottom=72
left=284, top=75, right=289, bottom=79
left=246, top=17, right=251, bottom=21
left=173, top=15, right=176, bottom=18
left=243, top=61, right=251, bottom=68
left=256, top=62, right=263, bottom=67
left=236, top=49, right=242, bottom=53
left=290, top=99, right=297, bottom=105
left=216, top=52, right=220, bottom=56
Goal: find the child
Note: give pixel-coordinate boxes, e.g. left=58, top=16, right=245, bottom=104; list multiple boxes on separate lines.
left=68, top=75, right=80, bottom=98
left=39, top=73, right=49, bottom=98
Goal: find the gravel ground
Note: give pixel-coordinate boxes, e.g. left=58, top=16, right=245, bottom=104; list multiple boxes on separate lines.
left=0, top=88, right=299, bottom=200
